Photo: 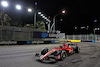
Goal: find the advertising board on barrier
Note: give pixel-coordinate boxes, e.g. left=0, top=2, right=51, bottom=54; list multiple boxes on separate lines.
left=32, top=41, right=44, bottom=44
left=0, top=41, right=44, bottom=45
left=0, top=41, right=17, bottom=44
left=68, top=40, right=81, bottom=42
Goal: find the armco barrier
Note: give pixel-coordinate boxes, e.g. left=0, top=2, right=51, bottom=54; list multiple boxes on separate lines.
left=0, top=40, right=99, bottom=45
left=0, top=41, right=17, bottom=45
left=17, top=41, right=27, bottom=45
left=59, top=39, right=98, bottom=43
left=95, top=41, right=100, bottom=42
left=51, top=40, right=54, bottom=43
left=44, top=41, right=51, bottom=44
left=81, top=40, right=95, bottom=42
left=0, top=40, right=51, bottom=45
left=32, top=41, right=44, bottom=44
left=81, top=41, right=92, bottom=42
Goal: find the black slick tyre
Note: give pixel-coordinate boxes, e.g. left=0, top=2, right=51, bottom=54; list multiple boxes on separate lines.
left=61, top=52, right=67, bottom=60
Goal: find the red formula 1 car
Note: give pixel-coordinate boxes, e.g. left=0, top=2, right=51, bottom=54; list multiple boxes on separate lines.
left=35, top=43, right=80, bottom=62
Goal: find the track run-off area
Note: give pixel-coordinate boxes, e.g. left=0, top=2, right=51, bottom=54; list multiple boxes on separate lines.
left=0, top=42, right=100, bottom=67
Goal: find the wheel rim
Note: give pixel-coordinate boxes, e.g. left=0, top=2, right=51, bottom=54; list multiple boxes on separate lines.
left=63, top=54, right=66, bottom=58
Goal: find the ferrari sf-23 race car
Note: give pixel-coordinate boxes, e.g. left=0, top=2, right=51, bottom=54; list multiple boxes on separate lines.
left=35, top=43, right=80, bottom=62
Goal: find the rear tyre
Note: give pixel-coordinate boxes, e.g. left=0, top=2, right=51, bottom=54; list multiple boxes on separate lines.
left=78, top=47, right=80, bottom=53
left=75, top=47, right=80, bottom=53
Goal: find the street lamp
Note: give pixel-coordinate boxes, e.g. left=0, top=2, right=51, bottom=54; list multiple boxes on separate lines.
left=50, top=10, right=66, bottom=33
left=62, top=10, right=66, bottom=14
left=16, top=5, right=21, bottom=10
left=38, top=12, right=41, bottom=14
left=1, top=1, right=8, bottom=7
left=40, top=14, right=44, bottom=16
left=28, top=8, right=32, bottom=12
left=42, top=16, right=45, bottom=18
left=44, top=17, right=47, bottom=20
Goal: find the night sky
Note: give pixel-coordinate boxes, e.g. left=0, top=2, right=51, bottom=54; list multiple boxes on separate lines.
left=2, top=0, right=100, bottom=34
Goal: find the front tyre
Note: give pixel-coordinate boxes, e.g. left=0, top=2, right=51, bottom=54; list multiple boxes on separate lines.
left=61, top=52, right=67, bottom=60
left=41, top=48, right=48, bottom=55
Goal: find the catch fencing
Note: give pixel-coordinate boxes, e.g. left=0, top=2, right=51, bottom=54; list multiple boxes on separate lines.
left=0, top=26, right=100, bottom=41
left=65, top=34, right=100, bottom=41
left=0, top=26, right=46, bottom=41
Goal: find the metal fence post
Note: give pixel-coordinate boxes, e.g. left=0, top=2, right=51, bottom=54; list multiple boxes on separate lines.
left=28, top=30, right=31, bottom=40
left=12, top=27, right=15, bottom=41
left=87, top=34, right=89, bottom=40
left=0, top=26, right=2, bottom=41
left=73, top=35, right=75, bottom=40
left=85, top=35, right=86, bottom=40
left=95, top=34, right=97, bottom=41
left=80, top=34, right=81, bottom=40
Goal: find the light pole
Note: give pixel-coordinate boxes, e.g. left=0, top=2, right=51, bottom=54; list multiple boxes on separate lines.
left=53, top=13, right=61, bottom=33
left=50, top=10, right=66, bottom=33
left=34, top=2, right=38, bottom=28
left=28, top=2, right=37, bottom=28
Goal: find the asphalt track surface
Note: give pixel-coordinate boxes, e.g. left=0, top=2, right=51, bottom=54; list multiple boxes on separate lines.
left=0, top=42, right=100, bottom=67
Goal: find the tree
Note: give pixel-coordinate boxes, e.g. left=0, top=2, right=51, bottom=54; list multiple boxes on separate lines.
left=24, top=24, right=34, bottom=28
left=23, top=21, right=46, bottom=30
left=0, top=11, right=11, bottom=26
left=36, top=21, right=46, bottom=30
